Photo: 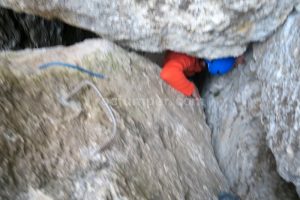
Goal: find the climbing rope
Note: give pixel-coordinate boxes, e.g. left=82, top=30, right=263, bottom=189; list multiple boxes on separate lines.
left=64, top=80, right=117, bottom=152
left=39, top=62, right=116, bottom=152
left=39, top=61, right=106, bottom=79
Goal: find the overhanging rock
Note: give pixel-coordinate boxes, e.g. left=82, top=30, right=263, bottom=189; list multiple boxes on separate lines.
left=0, top=0, right=298, bottom=58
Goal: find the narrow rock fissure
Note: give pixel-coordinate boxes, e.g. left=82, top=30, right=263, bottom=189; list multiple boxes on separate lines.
left=0, top=7, right=98, bottom=50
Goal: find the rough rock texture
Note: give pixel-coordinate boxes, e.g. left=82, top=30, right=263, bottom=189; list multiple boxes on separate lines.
left=254, top=12, right=300, bottom=196
left=204, top=52, right=299, bottom=200
left=0, top=39, right=228, bottom=200
left=0, top=0, right=298, bottom=58
left=296, top=3, right=300, bottom=12
left=0, top=7, right=97, bottom=50
left=204, top=12, right=300, bottom=199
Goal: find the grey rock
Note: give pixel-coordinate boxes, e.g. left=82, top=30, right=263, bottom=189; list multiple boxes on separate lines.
left=0, top=39, right=228, bottom=200
left=296, top=3, right=300, bottom=12
left=204, top=12, right=300, bottom=198
left=0, top=0, right=298, bottom=58
left=204, top=54, right=298, bottom=199
left=254, top=12, right=300, bottom=196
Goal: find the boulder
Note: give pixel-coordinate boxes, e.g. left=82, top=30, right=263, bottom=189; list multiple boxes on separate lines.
left=254, top=12, right=300, bottom=196
left=204, top=53, right=298, bottom=200
left=0, top=0, right=298, bottom=58
left=204, top=12, right=300, bottom=198
left=0, top=39, right=228, bottom=199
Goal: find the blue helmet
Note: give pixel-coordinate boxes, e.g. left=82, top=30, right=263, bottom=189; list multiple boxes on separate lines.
left=205, top=57, right=236, bottom=75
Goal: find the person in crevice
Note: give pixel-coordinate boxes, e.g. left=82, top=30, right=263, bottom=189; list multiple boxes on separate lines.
left=160, top=50, right=245, bottom=99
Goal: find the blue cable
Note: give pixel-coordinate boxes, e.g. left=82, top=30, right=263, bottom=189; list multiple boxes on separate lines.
left=39, top=61, right=106, bottom=79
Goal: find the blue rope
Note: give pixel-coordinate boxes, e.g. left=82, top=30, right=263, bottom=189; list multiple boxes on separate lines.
left=39, top=61, right=106, bottom=79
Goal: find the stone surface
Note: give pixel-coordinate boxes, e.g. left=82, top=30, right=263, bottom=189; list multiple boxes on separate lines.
left=296, top=3, right=300, bottom=12
left=204, top=12, right=300, bottom=198
left=0, top=0, right=298, bottom=58
left=0, top=7, right=96, bottom=50
left=254, top=12, right=300, bottom=196
left=204, top=53, right=298, bottom=200
left=0, top=39, right=228, bottom=200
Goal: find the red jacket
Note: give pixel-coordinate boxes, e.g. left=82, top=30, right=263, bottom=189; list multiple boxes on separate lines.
left=160, top=51, right=205, bottom=96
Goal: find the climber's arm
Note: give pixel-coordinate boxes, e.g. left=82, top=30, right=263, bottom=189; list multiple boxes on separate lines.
left=234, top=55, right=246, bottom=67
left=160, top=54, right=195, bottom=96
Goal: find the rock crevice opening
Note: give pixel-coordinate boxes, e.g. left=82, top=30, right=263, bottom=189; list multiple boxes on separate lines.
left=1, top=3, right=300, bottom=200
left=0, top=7, right=97, bottom=50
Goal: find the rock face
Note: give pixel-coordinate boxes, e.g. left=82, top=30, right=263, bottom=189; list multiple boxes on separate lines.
left=0, top=7, right=97, bottom=50
left=0, top=0, right=298, bottom=58
left=254, top=12, right=300, bottom=196
left=204, top=53, right=299, bottom=200
left=204, top=12, right=300, bottom=199
left=0, top=39, right=228, bottom=200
